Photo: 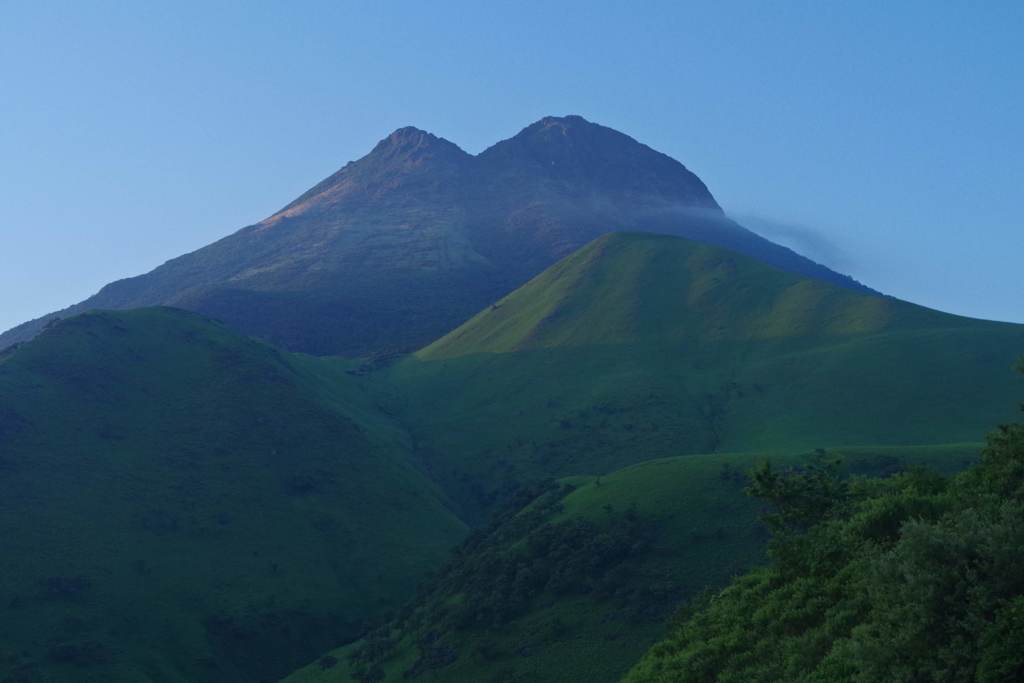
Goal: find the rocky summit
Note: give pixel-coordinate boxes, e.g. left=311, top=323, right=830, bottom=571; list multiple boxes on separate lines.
left=0, top=116, right=868, bottom=356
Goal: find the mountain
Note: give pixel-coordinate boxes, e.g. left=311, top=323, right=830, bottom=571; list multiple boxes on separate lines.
left=379, top=232, right=1024, bottom=519
left=279, top=231, right=1023, bottom=683
left=0, top=116, right=868, bottom=357
left=1, top=232, right=1020, bottom=683
left=0, top=309, right=465, bottom=683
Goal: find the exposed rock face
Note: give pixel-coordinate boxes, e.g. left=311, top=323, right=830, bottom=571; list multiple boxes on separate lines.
left=1, top=115, right=869, bottom=356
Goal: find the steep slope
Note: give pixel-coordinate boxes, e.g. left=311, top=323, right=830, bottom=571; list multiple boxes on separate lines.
left=418, top=231, right=941, bottom=358
left=0, top=309, right=466, bottom=683
left=283, top=444, right=979, bottom=683
left=384, top=232, right=1024, bottom=518
left=0, top=116, right=866, bottom=356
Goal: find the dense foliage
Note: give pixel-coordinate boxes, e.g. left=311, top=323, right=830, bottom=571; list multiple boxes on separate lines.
left=285, top=444, right=978, bottom=683
left=625, top=400, right=1024, bottom=682
left=341, top=480, right=660, bottom=682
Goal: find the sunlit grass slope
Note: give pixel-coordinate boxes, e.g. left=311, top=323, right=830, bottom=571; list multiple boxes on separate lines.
left=419, top=233, right=935, bottom=358
left=385, top=233, right=1024, bottom=518
left=283, top=443, right=978, bottom=683
left=0, top=308, right=466, bottom=683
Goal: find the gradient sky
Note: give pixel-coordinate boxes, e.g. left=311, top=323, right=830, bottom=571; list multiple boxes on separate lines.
left=2, top=1, right=1021, bottom=332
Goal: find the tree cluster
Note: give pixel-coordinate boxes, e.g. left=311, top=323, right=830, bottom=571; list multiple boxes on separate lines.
left=626, top=406, right=1024, bottom=682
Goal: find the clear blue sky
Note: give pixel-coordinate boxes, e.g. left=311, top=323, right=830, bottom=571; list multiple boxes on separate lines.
left=2, top=1, right=1021, bottom=332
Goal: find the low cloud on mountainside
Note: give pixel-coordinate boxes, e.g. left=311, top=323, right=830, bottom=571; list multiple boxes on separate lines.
left=731, top=213, right=853, bottom=273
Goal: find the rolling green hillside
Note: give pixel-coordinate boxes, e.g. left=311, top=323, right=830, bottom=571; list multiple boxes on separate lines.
left=385, top=232, right=1024, bottom=519
left=4, top=233, right=1021, bottom=683
left=283, top=444, right=979, bottom=683
left=280, top=231, right=1021, bottom=682
left=0, top=309, right=466, bottom=683
left=622, top=408, right=1024, bottom=682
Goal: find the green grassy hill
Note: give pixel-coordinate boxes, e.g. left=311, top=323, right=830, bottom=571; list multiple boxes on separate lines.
left=384, top=232, right=1024, bottom=519
left=622, top=411, right=1024, bottom=682
left=0, top=309, right=466, bottom=683
left=283, top=444, right=979, bottom=683
left=279, top=231, right=1022, bottom=681
left=4, top=233, right=1021, bottom=683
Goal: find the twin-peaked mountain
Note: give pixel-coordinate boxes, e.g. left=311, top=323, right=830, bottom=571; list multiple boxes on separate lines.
left=0, top=115, right=867, bottom=356
left=4, top=116, right=1022, bottom=683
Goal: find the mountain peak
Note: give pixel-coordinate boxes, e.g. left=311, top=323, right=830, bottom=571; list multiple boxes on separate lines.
left=510, top=113, right=619, bottom=143
left=379, top=125, right=434, bottom=147
left=479, top=115, right=721, bottom=210
left=369, top=126, right=467, bottom=160
left=269, top=125, right=470, bottom=219
left=530, top=113, right=593, bottom=130
left=0, top=116, right=873, bottom=357
left=390, top=124, right=431, bottom=137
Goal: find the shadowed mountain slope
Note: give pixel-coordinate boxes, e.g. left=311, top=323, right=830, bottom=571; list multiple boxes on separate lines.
left=0, top=308, right=465, bottom=683
left=0, top=116, right=867, bottom=356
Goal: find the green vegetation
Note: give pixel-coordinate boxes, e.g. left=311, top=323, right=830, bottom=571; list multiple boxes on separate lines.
left=0, top=309, right=465, bottom=683
left=282, top=232, right=1022, bottom=683
left=3, top=233, right=1022, bottom=683
left=624, top=404, right=1024, bottom=682
left=385, top=233, right=1024, bottom=519
left=283, top=444, right=977, bottom=683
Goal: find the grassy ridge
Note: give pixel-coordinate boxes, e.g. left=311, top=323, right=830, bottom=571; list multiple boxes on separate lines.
left=283, top=444, right=979, bottom=683
left=0, top=309, right=465, bottom=683
left=385, top=234, right=1024, bottom=520
left=278, top=232, right=1023, bottom=682
left=418, top=232, right=955, bottom=359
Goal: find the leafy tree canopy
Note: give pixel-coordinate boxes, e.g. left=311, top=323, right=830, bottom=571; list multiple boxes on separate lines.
left=625, top=366, right=1024, bottom=682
